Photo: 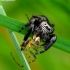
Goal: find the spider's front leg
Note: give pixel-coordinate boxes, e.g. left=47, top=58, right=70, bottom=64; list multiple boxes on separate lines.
left=19, top=21, right=31, bottom=32
left=40, top=34, right=57, bottom=53
left=20, top=27, right=32, bottom=50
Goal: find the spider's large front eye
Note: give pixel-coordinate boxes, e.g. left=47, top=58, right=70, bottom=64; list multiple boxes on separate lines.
left=48, top=28, right=50, bottom=31
left=46, top=26, right=50, bottom=30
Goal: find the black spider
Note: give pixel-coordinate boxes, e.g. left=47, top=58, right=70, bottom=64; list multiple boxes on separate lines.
left=19, top=15, right=57, bottom=53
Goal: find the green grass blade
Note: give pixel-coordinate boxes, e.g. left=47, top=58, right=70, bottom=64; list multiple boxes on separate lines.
left=0, top=13, right=28, bottom=34
left=0, top=5, right=31, bottom=70
left=0, top=12, right=70, bottom=53
left=54, top=36, right=70, bottom=53
left=0, top=13, right=23, bottom=32
left=0, top=5, right=70, bottom=53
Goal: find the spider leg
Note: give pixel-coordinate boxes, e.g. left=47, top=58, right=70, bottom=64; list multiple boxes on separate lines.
left=10, top=52, right=24, bottom=68
left=24, top=27, right=32, bottom=41
left=40, top=34, right=57, bottom=53
left=19, top=26, right=25, bottom=32
left=21, top=27, right=32, bottom=48
left=19, top=21, right=31, bottom=32
left=29, top=50, right=37, bottom=59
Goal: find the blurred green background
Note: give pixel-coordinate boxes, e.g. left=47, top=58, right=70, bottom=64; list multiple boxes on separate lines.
left=0, top=0, right=70, bottom=70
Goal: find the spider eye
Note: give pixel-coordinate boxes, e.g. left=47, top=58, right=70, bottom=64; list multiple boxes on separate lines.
left=46, top=26, right=51, bottom=31
left=48, top=28, right=50, bottom=30
left=46, top=26, right=48, bottom=29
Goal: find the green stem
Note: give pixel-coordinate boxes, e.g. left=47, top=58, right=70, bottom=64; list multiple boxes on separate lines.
left=0, top=5, right=31, bottom=70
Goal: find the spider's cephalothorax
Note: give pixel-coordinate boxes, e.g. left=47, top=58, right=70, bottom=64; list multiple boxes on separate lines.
left=19, top=15, right=57, bottom=53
